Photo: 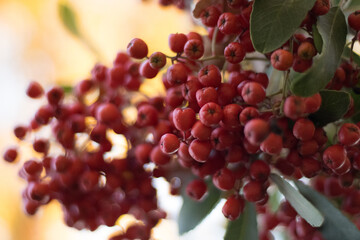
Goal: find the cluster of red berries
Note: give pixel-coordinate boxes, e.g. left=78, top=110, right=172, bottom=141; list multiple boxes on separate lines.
left=3, top=0, right=360, bottom=239
left=3, top=53, right=166, bottom=239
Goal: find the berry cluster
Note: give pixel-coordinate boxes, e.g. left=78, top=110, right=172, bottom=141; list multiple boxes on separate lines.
left=4, top=53, right=165, bottom=238
left=3, top=0, right=360, bottom=239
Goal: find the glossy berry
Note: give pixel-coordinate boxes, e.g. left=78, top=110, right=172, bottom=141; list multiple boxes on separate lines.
left=243, top=180, right=265, bottom=202
left=323, top=144, right=347, bottom=171
left=338, top=123, right=360, bottom=146
left=149, top=52, right=167, bottom=69
left=160, top=133, right=180, bottom=154
left=172, top=108, right=196, bottom=132
left=26, top=81, right=44, bottom=99
left=168, top=33, right=187, bottom=53
left=260, top=133, right=283, bottom=155
left=283, top=95, right=305, bottom=120
left=198, top=64, right=221, bottom=87
left=348, top=11, right=360, bottom=31
left=3, top=148, right=18, bottom=163
left=184, top=39, right=204, bottom=59
left=297, top=41, right=316, bottom=60
left=241, top=82, right=266, bottom=105
left=191, top=121, right=212, bottom=140
left=224, top=42, right=245, bottom=64
left=200, top=5, right=221, bottom=27
left=222, top=195, right=245, bottom=220
left=217, top=12, right=242, bottom=35
left=250, top=160, right=270, bottom=182
left=188, top=140, right=212, bottom=163
left=96, top=103, right=119, bottom=124
left=244, top=118, right=269, bottom=145
left=199, top=102, right=223, bottom=127
left=127, top=38, right=148, bottom=59
left=186, top=179, right=207, bottom=201
left=271, top=49, right=293, bottom=71
left=140, top=60, right=159, bottom=79
left=311, top=0, right=331, bottom=16
left=293, top=118, right=315, bottom=141
left=213, top=168, right=235, bottom=191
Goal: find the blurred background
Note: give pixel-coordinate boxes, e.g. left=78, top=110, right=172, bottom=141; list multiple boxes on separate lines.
left=0, top=0, right=229, bottom=239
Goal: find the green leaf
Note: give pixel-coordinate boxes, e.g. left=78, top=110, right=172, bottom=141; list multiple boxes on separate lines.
left=58, top=3, right=81, bottom=37
left=312, top=24, right=323, bottom=54
left=178, top=181, right=221, bottom=235
left=290, top=7, right=347, bottom=96
left=309, top=90, right=351, bottom=127
left=295, top=181, right=360, bottom=240
left=345, top=0, right=360, bottom=12
left=61, top=85, right=73, bottom=94
left=268, top=188, right=282, bottom=212
left=250, top=0, right=316, bottom=53
left=331, top=0, right=341, bottom=5
left=224, top=202, right=258, bottom=240
left=270, top=174, right=324, bottom=227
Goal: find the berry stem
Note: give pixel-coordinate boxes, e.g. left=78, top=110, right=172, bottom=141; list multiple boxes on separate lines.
left=350, top=31, right=358, bottom=63
left=211, top=27, right=219, bottom=56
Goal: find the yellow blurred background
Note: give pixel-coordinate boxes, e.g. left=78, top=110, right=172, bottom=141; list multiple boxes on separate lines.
left=0, top=0, right=226, bottom=239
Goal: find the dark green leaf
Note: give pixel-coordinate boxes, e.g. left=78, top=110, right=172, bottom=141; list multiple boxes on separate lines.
left=309, top=90, right=351, bottom=127
left=350, top=90, right=360, bottom=123
left=331, top=0, right=341, bottom=5
left=342, top=46, right=360, bottom=66
left=290, top=7, right=347, bottom=96
left=58, top=3, right=81, bottom=37
left=178, top=181, right=221, bottom=234
left=312, top=24, right=323, bottom=54
left=250, top=0, right=316, bottom=53
left=270, top=174, right=324, bottom=227
left=224, top=202, right=258, bottom=240
left=295, top=181, right=360, bottom=240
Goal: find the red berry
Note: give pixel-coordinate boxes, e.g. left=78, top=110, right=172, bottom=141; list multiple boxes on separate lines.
left=196, top=87, right=218, bottom=107
left=168, top=33, right=187, bottom=53
left=250, top=160, right=270, bottom=182
left=140, top=60, right=159, bottom=79
left=243, top=180, right=265, bottom=202
left=188, top=140, right=212, bottom=163
left=217, top=12, right=242, bottom=35
left=200, top=5, right=221, bottom=27
left=96, top=103, right=119, bottom=124
left=26, top=81, right=44, bottom=99
left=149, top=52, right=167, bottom=69
left=186, top=179, right=207, bottom=201
left=260, top=133, right=283, bottom=155
left=213, top=168, right=235, bottom=191
left=172, top=108, right=196, bottom=132
left=199, top=102, right=223, bottom=127
left=311, top=0, right=331, bottom=16
left=150, top=146, right=171, bottom=165
left=241, top=82, right=266, bottom=105
left=323, top=144, right=347, bottom=171
left=244, top=118, right=269, bottom=145
left=191, top=121, right=212, bottom=141
left=304, top=93, right=322, bottom=113
left=184, top=39, right=204, bottom=59
left=160, top=133, right=180, bottom=154
left=3, top=147, right=18, bottom=163
left=338, top=123, right=360, bottom=146
left=224, top=42, right=245, bottom=64
left=271, top=49, right=293, bottom=71
left=198, top=64, right=221, bottom=87
left=293, top=118, right=315, bottom=141
left=297, top=42, right=316, bottom=60
left=283, top=95, right=305, bottom=120
left=166, top=63, right=188, bottom=86
left=127, top=38, right=148, bottom=59
left=222, top=195, right=245, bottom=220
left=348, top=11, right=360, bottom=31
